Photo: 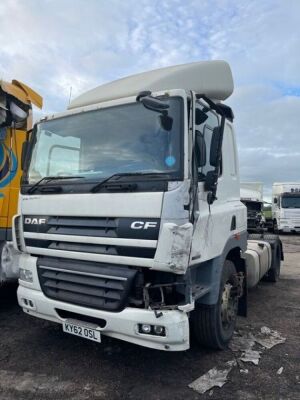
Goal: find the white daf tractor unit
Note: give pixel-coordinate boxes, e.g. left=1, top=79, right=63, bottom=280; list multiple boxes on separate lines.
left=240, top=182, right=265, bottom=232
left=272, top=182, right=300, bottom=233
left=13, top=61, right=282, bottom=351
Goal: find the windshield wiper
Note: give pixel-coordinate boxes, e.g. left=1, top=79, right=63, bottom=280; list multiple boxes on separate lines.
left=91, top=172, right=169, bottom=193
left=28, top=176, right=84, bottom=194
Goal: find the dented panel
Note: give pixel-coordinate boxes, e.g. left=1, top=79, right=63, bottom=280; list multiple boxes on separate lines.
left=154, top=223, right=193, bottom=273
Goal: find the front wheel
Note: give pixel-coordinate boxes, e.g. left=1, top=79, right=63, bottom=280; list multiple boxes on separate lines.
left=191, top=260, right=240, bottom=349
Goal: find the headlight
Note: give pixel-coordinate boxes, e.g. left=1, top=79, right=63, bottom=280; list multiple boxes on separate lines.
left=19, top=268, right=33, bottom=283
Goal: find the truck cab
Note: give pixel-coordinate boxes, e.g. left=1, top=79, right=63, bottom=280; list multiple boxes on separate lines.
left=14, top=61, right=281, bottom=351
left=0, top=80, right=42, bottom=284
left=272, top=182, right=300, bottom=233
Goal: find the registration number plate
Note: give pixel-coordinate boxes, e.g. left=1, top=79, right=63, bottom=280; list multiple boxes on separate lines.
left=63, top=321, right=101, bottom=343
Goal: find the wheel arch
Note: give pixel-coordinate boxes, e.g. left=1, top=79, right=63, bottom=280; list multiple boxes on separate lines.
left=190, top=231, right=247, bottom=307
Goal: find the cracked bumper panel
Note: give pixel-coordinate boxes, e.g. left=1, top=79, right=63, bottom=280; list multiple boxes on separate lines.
left=17, top=285, right=190, bottom=351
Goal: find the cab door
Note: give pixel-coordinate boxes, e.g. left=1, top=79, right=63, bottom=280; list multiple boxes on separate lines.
left=190, top=101, right=246, bottom=263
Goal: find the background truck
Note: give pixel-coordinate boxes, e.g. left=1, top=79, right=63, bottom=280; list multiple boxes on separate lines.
left=240, top=182, right=265, bottom=232
left=271, top=182, right=300, bottom=233
left=0, top=80, right=42, bottom=285
left=14, top=61, right=282, bottom=351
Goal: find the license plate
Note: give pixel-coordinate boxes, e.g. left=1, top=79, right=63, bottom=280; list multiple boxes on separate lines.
left=63, top=320, right=101, bottom=343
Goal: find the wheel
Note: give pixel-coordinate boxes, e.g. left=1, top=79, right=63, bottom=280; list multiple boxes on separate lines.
left=191, top=260, right=239, bottom=349
left=0, top=241, right=18, bottom=284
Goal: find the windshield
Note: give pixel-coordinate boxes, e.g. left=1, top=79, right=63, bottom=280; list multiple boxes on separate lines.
left=26, top=97, right=183, bottom=184
left=281, top=195, right=300, bottom=208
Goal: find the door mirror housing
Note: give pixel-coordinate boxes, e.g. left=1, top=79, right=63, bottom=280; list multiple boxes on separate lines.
left=210, top=126, right=222, bottom=167
left=274, top=197, right=278, bottom=204
left=195, top=130, right=206, bottom=168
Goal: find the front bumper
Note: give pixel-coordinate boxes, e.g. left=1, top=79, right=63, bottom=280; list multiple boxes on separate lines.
left=18, top=285, right=190, bottom=351
left=278, top=221, right=300, bottom=232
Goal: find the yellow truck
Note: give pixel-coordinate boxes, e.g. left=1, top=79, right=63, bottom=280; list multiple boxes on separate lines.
left=0, top=79, right=42, bottom=284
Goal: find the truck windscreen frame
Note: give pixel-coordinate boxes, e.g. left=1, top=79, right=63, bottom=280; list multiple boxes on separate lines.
left=23, top=97, right=184, bottom=191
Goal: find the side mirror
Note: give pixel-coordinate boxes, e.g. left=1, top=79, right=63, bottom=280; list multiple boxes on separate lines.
left=21, top=141, right=30, bottom=171
left=140, top=96, right=170, bottom=113
left=274, top=197, right=277, bottom=204
left=195, top=130, right=206, bottom=167
left=210, top=126, right=222, bottom=167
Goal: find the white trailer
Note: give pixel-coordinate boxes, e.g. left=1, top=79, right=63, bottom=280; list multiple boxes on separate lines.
left=13, top=61, right=282, bottom=351
left=272, top=182, right=300, bottom=233
left=240, top=182, right=265, bottom=231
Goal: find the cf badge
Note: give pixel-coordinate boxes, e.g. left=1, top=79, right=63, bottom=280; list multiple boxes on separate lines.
left=130, top=221, right=157, bottom=230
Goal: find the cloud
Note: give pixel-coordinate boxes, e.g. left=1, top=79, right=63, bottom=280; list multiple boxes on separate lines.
left=0, top=0, right=299, bottom=196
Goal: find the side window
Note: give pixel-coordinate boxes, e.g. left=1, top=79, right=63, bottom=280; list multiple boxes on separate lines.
left=195, top=103, right=220, bottom=181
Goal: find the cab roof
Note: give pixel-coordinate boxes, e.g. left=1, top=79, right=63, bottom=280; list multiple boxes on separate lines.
left=69, top=60, right=234, bottom=110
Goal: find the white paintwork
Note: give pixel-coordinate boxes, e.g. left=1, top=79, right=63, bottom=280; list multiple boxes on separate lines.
left=20, top=192, right=163, bottom=218
left=272, top=182, right=300, bottom=232
left=69, top=60, right=233, bottom=109
left=240, top=182, right=263, bottom=202
left=244, top=240, right=271, bottom=288
left=18, top=285, right=189, bottom=351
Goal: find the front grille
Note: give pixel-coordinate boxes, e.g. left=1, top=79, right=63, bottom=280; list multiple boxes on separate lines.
left=23, top=215, right=159, bottom=260
left=37, top=257, right=137, bottom=312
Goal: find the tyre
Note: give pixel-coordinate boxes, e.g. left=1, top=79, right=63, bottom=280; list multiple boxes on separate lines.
left=191, top=260, right=239, bottom=350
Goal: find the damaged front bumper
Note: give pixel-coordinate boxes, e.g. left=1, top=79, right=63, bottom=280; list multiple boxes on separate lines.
left=18, top=285, right=190, bottom=351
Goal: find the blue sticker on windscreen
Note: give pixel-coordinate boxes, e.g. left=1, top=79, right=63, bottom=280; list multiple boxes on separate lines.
left=165, top=155, right=176, bottom=167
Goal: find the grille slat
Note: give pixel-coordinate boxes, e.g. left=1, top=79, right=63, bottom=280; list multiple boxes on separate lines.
left=46, top=288, right=117, bottom=310
left=41, top=271, right=124, bottom=290
left=26, top=239, right=156, bottom=259
left=48, top=216, right=117, bottom=229
left=43, top=280, right=122, bottom=300
left=48, top=226, right=117, bottom=238
left=37, top=257, right=137, bottom=312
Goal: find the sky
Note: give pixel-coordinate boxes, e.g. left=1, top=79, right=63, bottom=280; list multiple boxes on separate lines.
left=1, top=0, right=299, bottom=199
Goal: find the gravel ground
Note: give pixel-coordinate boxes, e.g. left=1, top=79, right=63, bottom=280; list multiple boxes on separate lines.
left=0, top=235, right=299, bottom=400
